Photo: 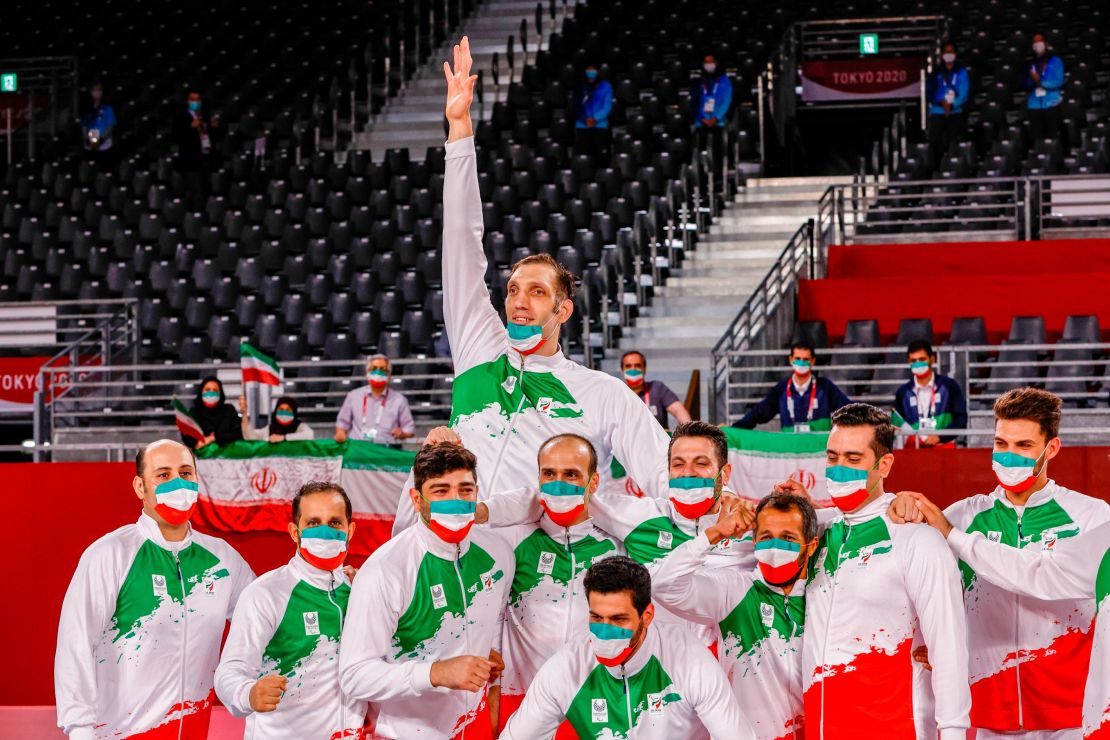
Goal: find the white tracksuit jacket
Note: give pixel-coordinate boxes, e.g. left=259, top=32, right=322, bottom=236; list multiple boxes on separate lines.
left=338, top=520, right=514, bottom=739
left=652, top=532, right=806, bottom=740
left=948, top=522, right=1110, bottom=739
left=803, top=492, right=971, bottom=739
left=501, top=622, right=754, bottom=740
left=54, top=513, right=254, bottom=740
left=392, top=135, right=670, bottom=534
left=214, top=555, right=367, bottom=739
left=943, top=481, right=1110, bottom=733
left=588, top=490, right=751, bottom=646
left=497, top=516, right=623, bottom=720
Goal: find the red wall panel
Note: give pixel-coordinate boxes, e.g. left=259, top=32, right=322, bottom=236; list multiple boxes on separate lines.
left=827, top=239, right=1110, bottom=279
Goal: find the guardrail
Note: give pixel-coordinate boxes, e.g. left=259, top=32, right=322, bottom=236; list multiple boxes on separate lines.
left=712, top=343, right=1110, bottom=444
left=0, top=299, right=138, bottom=353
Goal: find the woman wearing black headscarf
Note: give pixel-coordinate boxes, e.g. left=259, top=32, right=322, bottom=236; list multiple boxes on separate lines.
left=239, top=394, right=315, bottom=442
left=185, top=376, right=244, bottom=449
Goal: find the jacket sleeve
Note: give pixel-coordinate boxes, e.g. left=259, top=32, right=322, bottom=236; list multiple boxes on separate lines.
left=1043, top=57, right=1065, bottom=91
left=285, top=421, right=315, bottom=441
left=214, top=583, right=275, bottom=718
left=946, top=524, right=1108, bottom=601
left=443, top=135, right=506, bottom=376
left=594, top=82, right=613, bottom=123
left=733, top=382, right=782, bottom=428
left=499, top=651, right=572, bottom=739
left=714, top=76, right=733, bottom=120
left=601, top=379, right=672, bottom=499
left=55, top=542, right=118, bottom=740
left=684, top=630, right=755, bottom=740
left=391, top=470, right=419, bottom=536
left=589, top=492, right=664, bottom=541
left=824, top=377, right=851, bottom=412
left=338, top=548, right=434, bottom=701
left=897, top=526, right=971, bottom=739
left=483, top=486, right=543, bottom=527
left=954, top=69, right=970, bottom=110
left=945, top=377, right=968, bottom=445
left=226, top=546, right=256, bottom=617
left=650, top=533, right=752, bottom=625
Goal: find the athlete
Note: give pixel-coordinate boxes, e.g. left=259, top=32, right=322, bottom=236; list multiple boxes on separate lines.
left=894, top=387, right=1110, bottom=738
left=494, top=433, right=623, bottom=731
left=215, top=481, right=366, bottom=739
left=899, top=495, right=1110, bottom=740
left=501, top=556, right=753, bottom=739
left=339, top=442, right=514, bottom=739
left=651, top=491, right=816, bottom=740
left=393, top=37, right=670, bottom=533
left=803, top=403, right=970, bottom=738
left=55, top=439, right=255, bottom=740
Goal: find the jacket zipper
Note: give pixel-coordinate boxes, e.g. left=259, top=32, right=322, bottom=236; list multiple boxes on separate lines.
left=454, top=544, right=470, bottom=653
left=564, top=529, right=576, bottom=641
left=1015, top=513, right=1024, bottom=729
left=621, top=664, right=632, bottom=729
left=819, top=522, right=852, bottom=740
left=174, top=552, right=186, bottom=740
left=327, top=573, right=346, bottom=736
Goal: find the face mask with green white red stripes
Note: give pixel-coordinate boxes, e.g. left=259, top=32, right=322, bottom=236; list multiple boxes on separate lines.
left=153, top=477, right=199, bottom=526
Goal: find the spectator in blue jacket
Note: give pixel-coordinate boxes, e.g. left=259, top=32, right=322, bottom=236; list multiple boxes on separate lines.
left=573, top=64, right=613, bottom=162
left=926, top=43, right=970, bottom=156
left=732, top=342, right=851, bottom=432
left=892, top=339, right=968, bottom=448
left=81, top=82, right=117, bottom=172
left=1025, top=33, right=1065, bottom=141
left=691, top=53, right=733, bottom=196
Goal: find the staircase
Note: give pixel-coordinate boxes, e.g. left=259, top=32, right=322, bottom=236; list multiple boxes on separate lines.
left=604, top=175, right=854, bottom=417
left=355, top=0, right=579, bottom=159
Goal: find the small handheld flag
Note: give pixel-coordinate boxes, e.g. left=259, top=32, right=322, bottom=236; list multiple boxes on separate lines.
left=240, top=341, right=282, bottom=386
left=173, top=398, right=206, bottom=442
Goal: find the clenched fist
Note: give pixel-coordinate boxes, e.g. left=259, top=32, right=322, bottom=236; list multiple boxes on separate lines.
left=249, top=674, right=286, bottom=712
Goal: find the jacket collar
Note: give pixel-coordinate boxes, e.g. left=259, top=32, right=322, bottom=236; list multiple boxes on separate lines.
left=842, top=491, right=894, bottom=526
left=413, top=515, right=472, bottom=559
left=601, top=620, right=659, bottom=679
left=754, top=565, right=809, bottom=595
left=991, top=479, right=1059, bottom=509
left=137, top=512, right=193, bottom=552
left=288, top=554, right=351, bottom=590
left=538, top=514, right=599, bottom=542
left=507, top=348, right=568, bottom=373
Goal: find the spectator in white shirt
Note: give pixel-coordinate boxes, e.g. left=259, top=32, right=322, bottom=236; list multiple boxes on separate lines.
left=334, top=355, right=415, bottom=446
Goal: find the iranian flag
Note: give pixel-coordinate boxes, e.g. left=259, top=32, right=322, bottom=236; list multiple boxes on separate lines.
left=193, top=440, right=415, bottom=556
left=606, top=428, right=831, bottom=506
left=240, top=341, right=282, bottom=386
left=174, top=398, right=206, bottom=443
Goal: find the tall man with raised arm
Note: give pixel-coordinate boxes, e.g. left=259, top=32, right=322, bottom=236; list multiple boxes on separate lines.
left=55, top=439, right=255, bottom=740
left=394, top=37, right=670, bottom=533
left=804, top=403, right=970, bottom=738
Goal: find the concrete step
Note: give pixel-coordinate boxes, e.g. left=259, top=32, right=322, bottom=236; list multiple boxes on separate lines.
left=640, top=302, right=740, bottom=319
left=747, top=175, right=854, bottom=188
left=727, top=200, right=826, bottom=216
left=624, top=322, right=728, bottom=340
left=618, top=334, right=719, bottom=351
left=661, top=273, right=767, bottom=291
left=698, top=230, right=796, bottom=244
left=675, top=260, right=778, bottom=278
left=733, top=189, right=835, bottom=205
left=690, top=244, right=785, bottom=260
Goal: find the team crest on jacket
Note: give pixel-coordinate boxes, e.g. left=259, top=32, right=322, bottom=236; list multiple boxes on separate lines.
left=430, top=583, right=447, bottom=609
left=591, top=698, right=608, bottom=723
left=538, top=551, right=556, bottom=574
left=648, top=692, right=665, bottom=715
left=152, top=574, right=167, bottom=596
left=303, top=611, right=319, bottom=635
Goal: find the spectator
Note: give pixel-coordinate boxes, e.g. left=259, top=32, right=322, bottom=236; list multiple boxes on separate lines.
left=572, top=63, right=613, bottom=162
left=892, top=339, right=968, bottom=448
left=619, top=350, right=692, bottom=429
left=238, top=394, right=315, bottom=442
left=1025, top=33, right=1065, bottom=141
left=691, top=53, right=732, bottom=194
left=185, top=376, right=244, bottom=450
left=334, top=355, right=415, bottom=446
left=80, top=82, right=117, bottom=172
left=732, top=342, right=851, bottom=432
left=172, top=90, right=223, bottom=211
left=926, top=43, right=970, bottom=157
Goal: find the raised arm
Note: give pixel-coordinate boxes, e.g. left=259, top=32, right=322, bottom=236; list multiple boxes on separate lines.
left=603, top=380, right=672, bottom=499
left=651, top=532, right=752, bottom=625
left=442, top=36, right=505, bottom=375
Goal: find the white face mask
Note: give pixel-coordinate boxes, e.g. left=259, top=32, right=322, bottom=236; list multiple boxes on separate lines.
left=942, top=53, right=956, bottom=64
left=1033, top=42, right=1046, bottom=55
left=703, top=62, right=717, bottom=74
left=589, top=621, right=637, bottom=667
left=506, top=311, right=560, bottom=355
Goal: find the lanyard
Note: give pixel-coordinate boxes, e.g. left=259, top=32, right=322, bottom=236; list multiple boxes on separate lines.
left=702, top=77, right=721, bottom=99
left=361, top=388, right=387, bottom=429
left=785, top=380, right=818, bottom=426
left=917, top=383, right=938, bottom=420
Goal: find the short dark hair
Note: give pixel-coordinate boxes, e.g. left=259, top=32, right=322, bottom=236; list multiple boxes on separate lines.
left=538, top=433, right=598, bottom=479
left=584, top=555, right=651, bottom=614
left=136, top=440, right=196, bottom=476
left=620, top=350, right=646, bottom=368
left=508, top=253, right=577, bottom=302
left=413, top=442, right=478, bottom=491
left=830, top=403, right=896, bottom=459
left=755, top=492, right=818, bottom=542
left=292, top=481, right=352, bottom=524
left=669, top=421, right=728, bottom=468
left=906, top=339, right=934, bottom=358
left=994, top=387, right=1062, bottom=440
left=789, top=341, right=816, bottom=362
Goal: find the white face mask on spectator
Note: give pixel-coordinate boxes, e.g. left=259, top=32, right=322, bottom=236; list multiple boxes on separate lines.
left=1033, top=41, right=1046, bottom=55
left=942, top=53, right=956, bottom=64
left=703, top=62, right=717, bottom=74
